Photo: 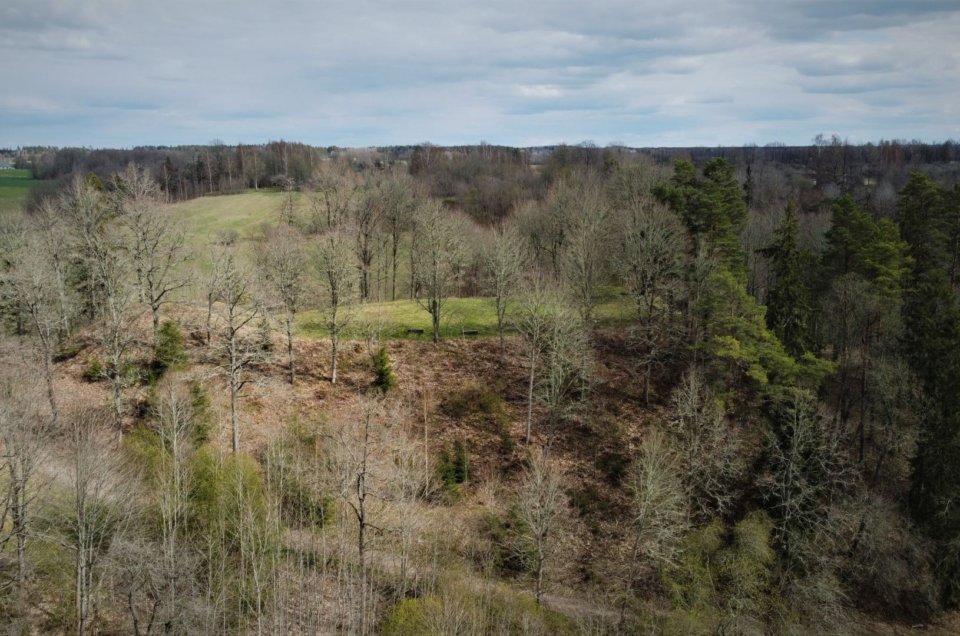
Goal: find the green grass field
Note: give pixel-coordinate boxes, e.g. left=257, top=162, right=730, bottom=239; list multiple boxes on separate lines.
left=170, top=189, right=304, bottom=249
left=297, top=291, right=635, bottom=341
left=0, top=168, right=36, bottom=218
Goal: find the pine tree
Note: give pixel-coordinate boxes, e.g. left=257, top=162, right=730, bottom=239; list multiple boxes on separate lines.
left=762, top=202, right=811, bottom=358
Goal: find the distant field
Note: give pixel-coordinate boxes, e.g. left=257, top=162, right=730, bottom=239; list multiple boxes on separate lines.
left=169, top=189, right=306, bottom=249
left=0, top=168, right=36, bottom=217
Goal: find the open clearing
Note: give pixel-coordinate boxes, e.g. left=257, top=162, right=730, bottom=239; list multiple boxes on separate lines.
left=0, top=168, right=36, bottom=217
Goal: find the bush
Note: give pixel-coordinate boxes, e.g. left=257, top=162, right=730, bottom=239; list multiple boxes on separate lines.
left=381, top=584, right=577, bottom=636
left=152, top=320, right=186, bottom=377
left=382, top=598, right=443, bottom=636
left=82, top=357, right=103, bottom=382
left=189, top=382, right=213, bottom=446
left=438, top=439, right=469, bottom=488
left=373, top=347, right=396, bottom=392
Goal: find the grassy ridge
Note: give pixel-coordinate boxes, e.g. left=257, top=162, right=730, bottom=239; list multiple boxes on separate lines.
left=0, top=168, right=36, bottom=218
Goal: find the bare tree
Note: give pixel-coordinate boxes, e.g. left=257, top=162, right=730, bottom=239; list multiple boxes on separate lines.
left=516, top=449, right=567, bottom=605
left=329, top=396, right=394, bottom=635
left=95, top=246, right=137, bottom=434
left=151, top=376, right=197, bottom=628
left=483, top=223, right=528, bottom=354
left=63, top=176, right=111, bottom=322
left=114, top=163, right=190, bottom=338
left=536, top=291, right=592, bottom=445
left=257, top=225, right=307, bottom=384
left=354, top=177, right=384, bottom=301
left=0, top=366, right=52, bottom=590
left=380, top=173, right=417, bottom=301
left=4, top=232, right=69, bottom=425
left=204, top=249, right=230, bottom=347
left=761, top=395, right=854, bottom=572
left=211, top=252, right=263, bottom=453
left=619, top=202, right=686, bottom=327
left=412, top=202, right=466, bottom=342
left=66, top=408, right=137, bottom=636
left=28, top=197, right=75, bottom=341
left=556, top=177, right=612, bottom=326
left=511, top=279, right=554, bottom=443
left=313, top=226, right=358, bottom=384
left=278, top=176, right=298, bottom=226
left=668, top=366, right=742, bottom=518
left=619, top=429, right=688, bottom=629
left=310, top=165, right=359, bottom=233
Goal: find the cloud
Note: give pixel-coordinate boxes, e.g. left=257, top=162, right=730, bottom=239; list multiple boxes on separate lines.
left=0, top=0, right=958, bottom=147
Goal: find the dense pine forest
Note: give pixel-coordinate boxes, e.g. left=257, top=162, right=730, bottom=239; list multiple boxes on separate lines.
left=1, top=141, right=960, bottom=634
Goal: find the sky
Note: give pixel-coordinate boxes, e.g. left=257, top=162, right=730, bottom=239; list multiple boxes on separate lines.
left=2, top=0, right=959, bottom=149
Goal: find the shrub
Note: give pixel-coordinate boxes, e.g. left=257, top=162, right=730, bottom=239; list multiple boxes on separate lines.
left=373, top=347, right=396, bottom=392
left=189, top=382, right=213, bottom=446
left=438, top=439, right=469, bottom=488
left=382, top=598, right=443, bottom=636
left=82, top=357, right=103, bottom=382
left=152, top=320, right=186, bottom=377
left=381, top=585, right=577, bottom=635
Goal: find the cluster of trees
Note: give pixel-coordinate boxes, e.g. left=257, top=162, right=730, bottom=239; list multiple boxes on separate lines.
left=0, top=144, right=959, bottom=633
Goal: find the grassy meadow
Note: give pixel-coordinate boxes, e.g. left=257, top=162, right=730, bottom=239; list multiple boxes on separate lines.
left=0, top=168, right=36, bottom=218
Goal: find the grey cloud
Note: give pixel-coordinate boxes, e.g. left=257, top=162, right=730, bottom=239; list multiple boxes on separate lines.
left=1, top=0, right=958, bottom=147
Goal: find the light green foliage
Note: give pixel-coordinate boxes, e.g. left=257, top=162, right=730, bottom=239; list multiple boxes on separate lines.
left=380, top=585, right=577, bottom=636
left=701, top=269, right=804, bottom=392
left=382, top=597, right=443, bottom=635
left=188, top=449, right=279, bottom=614
left=718, top=511, right=777, bottom=616
left=297, top=294, right=634, bottom=340
left=663, top=511, right=777, bottom=631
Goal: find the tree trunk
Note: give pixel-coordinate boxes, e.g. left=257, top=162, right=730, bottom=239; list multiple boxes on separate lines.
left=391, top=230, right=399, bottom=301
left=151, top=303, right=161, bottom=339
left=535, top=544, right=545, bottom=605
left=286, top=314, right=295, bottom=385
left=331, top=331, right=339, bottom=385
left=230, top=339, right=240, bottom=454
left=526, top=351, right=537, bottom=443
left=43, top=349, right=59, bottom=427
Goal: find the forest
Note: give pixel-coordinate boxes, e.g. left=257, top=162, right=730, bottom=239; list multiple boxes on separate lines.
left=1, top=139, right=960, bottom=634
